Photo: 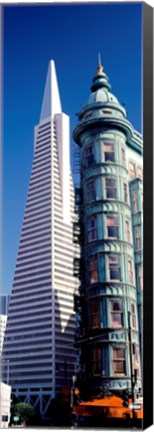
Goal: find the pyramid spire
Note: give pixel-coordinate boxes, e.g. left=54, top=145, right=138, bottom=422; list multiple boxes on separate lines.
left=40, top=60, right=62, bottom=121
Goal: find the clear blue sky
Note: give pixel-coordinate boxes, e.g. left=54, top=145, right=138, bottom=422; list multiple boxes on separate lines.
left=2, top=3, right=142, bottom=295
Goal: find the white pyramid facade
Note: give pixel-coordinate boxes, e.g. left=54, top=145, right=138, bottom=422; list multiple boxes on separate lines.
left=2, top=61, right=79, bottom=417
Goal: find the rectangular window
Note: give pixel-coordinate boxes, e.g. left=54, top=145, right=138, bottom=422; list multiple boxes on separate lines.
left=92, top=347, right=101, bottom=375
left=89, top=257, right=98, bottom=284
left=138, top=265, right=143, bottom=291
left=102, top=110, right=112, bottom=115
left=113, top=348, right=126, bottom=374
left=125, top=220, right=131, bottom=242
left=137, top=166, right=143, bottom=179
left=124, top=183, right=128, bottom=203
left=129, top=162, right=136, bottom=179
left=87, top=179, right=95, bottom=203
left=107, top=216, right=119, bottom=238
left=132, top=191, right=138, bottom=213
left=121, top=148, right=126, bottom=166
left=132, top=343, right=139, bottom=363
left=106, top=178, right=116, bottom=199
left=91, top=301, right=99, bottom=328
left=87, top=217, right=97, bottom=242
left=110, top=301, right=123, bottom=327
left=131, top=304, right=137, bottom=329
left=135, top=226, right=141, bottom=250
left=128, top=260, right=133, bottom=284
left=85, top=145, right=94, bottom=167
left=2, top=416, right=8, bottom=422
left=104, top=142, right=115, bottom=162
left=108, top=256, right=121, bottom=281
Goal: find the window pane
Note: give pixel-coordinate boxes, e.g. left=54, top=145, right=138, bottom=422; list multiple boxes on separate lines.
left=132, top=192, right=138, bottom=213
left=129, top=162, right=136, bottom=179
left=91, top=301, right=99, bottom=313
left=113, top=348, right=125, bottom=359
left=110, top=269, right=120, bottom=279
left=87, top=180, right=95, bottom=202
left=124, top=183, right=128, bottom=203
left=91, top=301, right=99, bottom=328
left=106, top=179, right=116, bottom=187
left=104, top=143, right=115, bottom=162
left=131, top=304, right=135, bottom=314
left=126, top=221, right=131, bottom=242
left=87, top=217, right=97, bottom=242
left=121, top=148, right=126, bottom=166
left=111, top=301, right=123, bottom=311
left=92, top=348, right=101, bottom=374
left=89, top=258, right=97, bottom=270
left=107, top=189, right=116, bottom=198
left=114, top=361, right=125, bottom=373
left=107, top=217, right=118, bottom=226
left=128, top=260, right=133, bottom=283
left=111, top=313, right=123, bottom=326
left=86, top=146, right=93, bottom=156
left=89, top=258, right=98, bottom=283
left=85, top=146, right=94, bottom=167
left=111, top=301, right=123, bottom=327
left=138, top=265, right=143, bottom=290
left=88, top=218, right=96, bottom=229
left=137, top=167, right=143, bottom=179
left=109, top=256, right=120, bottom=265
left=87, top=180, right=94, bottom=190
left=108, top=226, right=119, bottom=237
left=90, top=270, right=98, bottom=283
left=104, top=143, right=114, bottom=152
left=106, top=178, right=117, bottom=199
left=107, top=216, right=119, bottom=238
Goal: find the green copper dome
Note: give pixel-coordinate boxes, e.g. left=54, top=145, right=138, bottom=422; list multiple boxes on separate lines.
left=78, top=63, right=126, bottom=121
left=87, top=88, right=119, bottom=105
left=73, top=61, right=136, bottom=145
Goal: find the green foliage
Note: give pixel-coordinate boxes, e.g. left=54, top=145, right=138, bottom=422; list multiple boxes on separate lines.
left=12, top=402, right=36, bottom=425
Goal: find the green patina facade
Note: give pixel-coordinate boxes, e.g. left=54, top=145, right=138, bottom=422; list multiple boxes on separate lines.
left=73, top=63, right=143, bottom=398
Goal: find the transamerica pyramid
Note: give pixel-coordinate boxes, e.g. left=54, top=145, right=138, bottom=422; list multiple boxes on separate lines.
left=2, top=60, right=79, bottom=417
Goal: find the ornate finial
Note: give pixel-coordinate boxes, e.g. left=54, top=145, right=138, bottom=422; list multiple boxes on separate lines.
left=97, top=52, right=103, bottom=75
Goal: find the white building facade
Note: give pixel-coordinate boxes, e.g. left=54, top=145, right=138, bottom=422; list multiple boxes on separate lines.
left=2, top=61, right=79, bottom=417
left=0, top=382, right=11, bottom=428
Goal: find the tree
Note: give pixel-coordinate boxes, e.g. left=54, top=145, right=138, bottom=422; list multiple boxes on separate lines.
left=12, top=402, right=36, bottom=426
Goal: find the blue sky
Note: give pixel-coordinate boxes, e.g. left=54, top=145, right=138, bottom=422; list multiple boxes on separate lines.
left=2, top=3, right=142, bottom=295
